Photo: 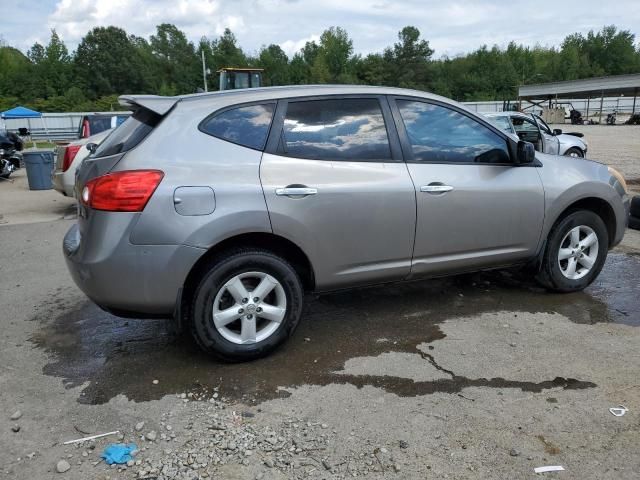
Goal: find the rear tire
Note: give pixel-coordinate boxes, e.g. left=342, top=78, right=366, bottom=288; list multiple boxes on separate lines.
left=190, top=249, right=304, bottom=361
left=629, top=215, right=640, bottom=231
left=536, top=210, right=608, bottom=292
left=564, top=147, right=584, bottom=158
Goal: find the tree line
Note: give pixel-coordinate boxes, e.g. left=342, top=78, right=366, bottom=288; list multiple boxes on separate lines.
left=0, top=23, right=638, bottom=112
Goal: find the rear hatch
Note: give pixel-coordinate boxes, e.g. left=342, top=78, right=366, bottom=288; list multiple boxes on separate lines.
left=74, top=95, right=178, bottom=234
left=75, top=108, right=162, bottom=198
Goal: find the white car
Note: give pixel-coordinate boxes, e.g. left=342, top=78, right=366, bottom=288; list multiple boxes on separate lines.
left=53, top=129, right=112, bottom=197
left=485, top=112, right=588, bottom=158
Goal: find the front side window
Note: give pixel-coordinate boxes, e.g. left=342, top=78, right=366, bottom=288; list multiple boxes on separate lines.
left=510, top=116, right=540, bottom=143
left=533, top=114, right=552, bottom=134
left=397, top=100, right=510, bottom=164
left=280, top=98, right=391, bottom=161
left=201, top=103, right=275, bottom=150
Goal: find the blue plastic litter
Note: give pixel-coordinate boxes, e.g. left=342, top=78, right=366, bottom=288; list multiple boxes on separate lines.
left=101, top=443, right=138, bottom=465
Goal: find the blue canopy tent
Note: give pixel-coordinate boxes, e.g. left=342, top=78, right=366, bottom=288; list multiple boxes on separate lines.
left=1, top=106, right=49, bottom=145
left=1, top=106, right=42, bottom=119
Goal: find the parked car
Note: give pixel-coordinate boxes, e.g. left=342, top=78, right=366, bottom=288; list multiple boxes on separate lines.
left=486, top=111, right=588, bottom=157
left=78, top=113, right=129, bottom=139
left=63, top=86, right=630, bottom=361
left=53, top=129, right=112, bottom=197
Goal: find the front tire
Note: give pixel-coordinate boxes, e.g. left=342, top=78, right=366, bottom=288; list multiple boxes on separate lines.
left=564, top=147, right=584, bottom=158
left=190, top=249, right=304, bottom=361
left=536, top=210, right=608, bottom=292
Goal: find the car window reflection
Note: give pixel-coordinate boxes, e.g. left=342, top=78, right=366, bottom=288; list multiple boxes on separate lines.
left=282, top=98, right=391, bottom=161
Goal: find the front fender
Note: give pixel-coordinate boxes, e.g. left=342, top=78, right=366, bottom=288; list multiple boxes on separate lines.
left=539, top=155, right=629, bottom=248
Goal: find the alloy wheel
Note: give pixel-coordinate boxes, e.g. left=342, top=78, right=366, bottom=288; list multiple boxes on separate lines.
left=557, top=225, right=599, bottom=280
left=212, top=271, right=287, bottom=344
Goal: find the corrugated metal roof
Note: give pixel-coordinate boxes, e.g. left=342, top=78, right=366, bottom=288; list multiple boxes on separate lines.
left=519, top=74, right=640, bottom=99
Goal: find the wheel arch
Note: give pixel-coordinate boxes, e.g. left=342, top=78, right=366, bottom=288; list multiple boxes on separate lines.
left=552, top=196, right=616, bottom=247
left=178, top=232, right=315, bottom=327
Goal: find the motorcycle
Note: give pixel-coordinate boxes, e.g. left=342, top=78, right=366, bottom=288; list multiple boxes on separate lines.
left=0, top=132, right=23, bottom=179
left=606, top=110, right=617, bottom=125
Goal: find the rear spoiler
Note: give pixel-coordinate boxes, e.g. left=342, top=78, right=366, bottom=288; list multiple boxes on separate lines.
left=118, top=95, right=179, bottom=116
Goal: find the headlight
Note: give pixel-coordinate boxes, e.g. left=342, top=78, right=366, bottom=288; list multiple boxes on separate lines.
left=0, top=149, right=4, bottom=155
left=608, top=166, right=628, bottom=194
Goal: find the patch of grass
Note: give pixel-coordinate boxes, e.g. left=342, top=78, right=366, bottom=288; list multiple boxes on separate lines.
left=34, top=141, right=56, bottom=149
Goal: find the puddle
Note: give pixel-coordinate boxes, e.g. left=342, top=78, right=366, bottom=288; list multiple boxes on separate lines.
left=30, top=253, right=638, bottom=405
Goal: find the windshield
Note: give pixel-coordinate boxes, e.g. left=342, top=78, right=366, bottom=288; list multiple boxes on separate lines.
left=485, top=115, right=513, bottom=134
left=93, top=108, right=161, bottom=158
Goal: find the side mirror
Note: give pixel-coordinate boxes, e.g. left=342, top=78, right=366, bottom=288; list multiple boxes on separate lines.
left=553, top=128, right=563, bottom=135
left=86, top=143, right=98, bottom=154
left=517, top=140, right=535, bottom=164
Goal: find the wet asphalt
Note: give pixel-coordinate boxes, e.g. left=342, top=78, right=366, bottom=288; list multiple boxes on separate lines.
left=29, top=252, right=639, bottom=406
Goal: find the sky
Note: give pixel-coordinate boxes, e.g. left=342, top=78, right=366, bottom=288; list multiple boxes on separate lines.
left=2, top=0, right=640, bottom=58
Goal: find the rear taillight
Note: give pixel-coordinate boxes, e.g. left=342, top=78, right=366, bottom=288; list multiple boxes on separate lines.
left=62, top=144, right=82, bottom=172
left=82, top=119, right=90, bottom=138
left=81, top=170, right=164, bottom=212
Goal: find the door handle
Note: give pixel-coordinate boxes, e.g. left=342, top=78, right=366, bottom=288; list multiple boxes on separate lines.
left=420, top=184, right=453, bottom=194
left=275, top=187, right=318, bottom=197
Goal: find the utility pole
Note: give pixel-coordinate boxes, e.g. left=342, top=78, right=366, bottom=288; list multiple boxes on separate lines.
left=201, top=50, right=208, bottom=92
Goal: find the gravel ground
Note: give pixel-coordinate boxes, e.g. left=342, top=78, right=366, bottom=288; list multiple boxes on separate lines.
left=550, top=124, right=640, bottom=185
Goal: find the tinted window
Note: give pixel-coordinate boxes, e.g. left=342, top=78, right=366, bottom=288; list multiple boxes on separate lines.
left=280, top=98, right=391, bottom=161
left=201, top=103, right=274, bottom=150
left=397, top=100, right=510, bottom=164
left=94, top=109, right=161, bottom=158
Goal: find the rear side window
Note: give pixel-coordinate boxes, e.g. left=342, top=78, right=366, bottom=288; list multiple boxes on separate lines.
left=93, top=109, right=160, bottom=158
left=279, top=98, right=391, bottom=161
left=397, top=100, right=510, bottom=164
left=201, top=103, right=275, bottom=150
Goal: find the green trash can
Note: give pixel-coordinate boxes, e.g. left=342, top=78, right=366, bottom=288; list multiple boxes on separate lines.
left=23, top=150, right=55, bottom=190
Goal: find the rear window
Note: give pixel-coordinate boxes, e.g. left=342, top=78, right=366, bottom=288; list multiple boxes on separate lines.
left=78, top=115, right=129, bottom=138
left=200, top=103, right=275, bottom=150
left=93, top=109, right=161, bottom=158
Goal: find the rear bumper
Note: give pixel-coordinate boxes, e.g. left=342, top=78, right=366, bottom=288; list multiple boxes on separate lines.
left=52, top=170, right=74, bottom=197
left=63, top=222, right=205, bottom=317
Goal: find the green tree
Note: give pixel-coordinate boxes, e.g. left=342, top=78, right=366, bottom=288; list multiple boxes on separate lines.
left=258, top=44, right=289, bottom=86
left=383, top=26, right=433, bottom=89
left=150, top=24, right=200, bottom=94
left=74, top=26, right=148, bottom=98
left=317, top=27, right=354, bottom=82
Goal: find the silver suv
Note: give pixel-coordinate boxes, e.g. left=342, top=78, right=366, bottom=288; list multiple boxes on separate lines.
left=64, top=86, right=630, bottom=361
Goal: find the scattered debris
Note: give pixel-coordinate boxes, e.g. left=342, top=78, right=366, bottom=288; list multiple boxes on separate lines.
left=509, top=448, right=520, bottom=457
left=152, top=379, right=159, bottom=385
left=11, top=425, right=20, bottom=433
left=56, top=459, right=71, bottom=473
left=534, top=465, right=565, bottom=473
left=399, top=440, right=409, bottom=449
left=101, top=443, right=138, bottom=465
left=10, top=410, right=23, bottom=421
left=63, top=430, right=120, bottom=445
left=609, top=405, right=628, bottom=417
left=135, top=421, right=145, bottom=432
left=145, top=431, right=157, bottom=441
